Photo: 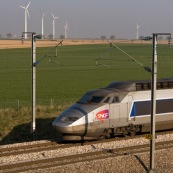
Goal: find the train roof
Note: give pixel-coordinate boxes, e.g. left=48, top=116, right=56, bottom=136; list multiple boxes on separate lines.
left=105, top=77, right=173, bottom=92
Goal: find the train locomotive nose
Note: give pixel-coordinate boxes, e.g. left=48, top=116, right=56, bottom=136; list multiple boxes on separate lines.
left=52, top=120, right=73, bottom=134
left=52, top=108, right=83, bottom=135
left=52, top=103, right=100, bottom=140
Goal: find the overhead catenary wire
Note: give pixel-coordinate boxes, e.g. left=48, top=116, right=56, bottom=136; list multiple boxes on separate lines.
left=33, top=40, right=63, bottom=67
left=95, top=44, right=115, bottom=68
left=107, top=40, right=152, bottom=73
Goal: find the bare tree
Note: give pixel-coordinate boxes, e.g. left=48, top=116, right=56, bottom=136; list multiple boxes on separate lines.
left=139, top=36, right=144, bottom=43
left=139, top=36, right=144, bottom=40
left=101, top=35, right=106, bottom=40
left=48, top=34, right=53, bottom=39
left=110, top=35, right=115, bottom=40
left=166, top=36, right=171, bottom=40
left=59, top=34, right=65, bottom=39
left=6, top=33, right=12, bottom=38
left=158, top=36, right=163, bottom=40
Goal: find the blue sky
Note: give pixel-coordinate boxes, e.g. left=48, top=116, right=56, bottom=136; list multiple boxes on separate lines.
left=0, top=0, right=173, bottom=39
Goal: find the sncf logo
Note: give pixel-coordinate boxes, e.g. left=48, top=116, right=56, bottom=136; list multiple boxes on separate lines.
left=96, top=110, right=109, bottom=123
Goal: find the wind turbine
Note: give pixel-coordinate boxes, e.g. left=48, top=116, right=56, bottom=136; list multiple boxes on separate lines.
left=51, top=12, right=59, bottom=39
left=64, top=20, right=69, bottom=39
left=41, top=12, right=46, bottom=39
left=136, top=23, right=140, bottom=40
left=20, top=1, right=31, bottom=39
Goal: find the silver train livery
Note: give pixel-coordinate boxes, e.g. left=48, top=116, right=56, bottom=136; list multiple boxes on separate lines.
left=52, top=77, right=173, bottom=141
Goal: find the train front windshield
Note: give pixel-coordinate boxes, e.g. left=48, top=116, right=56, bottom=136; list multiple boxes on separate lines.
left=78, top=94, right=104, bottom=104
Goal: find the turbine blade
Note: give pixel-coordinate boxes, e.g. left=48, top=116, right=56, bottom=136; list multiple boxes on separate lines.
left=20, top=6, right=26, bottom=9
left=51, top=12, right=54, bottom=18
left=51, top=12, right=59, bottom=20
left=27, top=1, right=31, bottom=9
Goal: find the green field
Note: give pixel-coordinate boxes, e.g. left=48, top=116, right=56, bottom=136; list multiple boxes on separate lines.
left=0, top=43, right=173, bottom=144
left=0, top=43, right=172, bottom=107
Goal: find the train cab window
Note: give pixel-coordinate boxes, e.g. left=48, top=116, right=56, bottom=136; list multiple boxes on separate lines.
left=104, top=97, right=110, bottom=103
left=112, top=96, right=119, bottom=103
left=78, top=94, right=90, bottom=104
left=78, top=94, right=104, bottom=104
left=89, top=96, right=104, bottom=103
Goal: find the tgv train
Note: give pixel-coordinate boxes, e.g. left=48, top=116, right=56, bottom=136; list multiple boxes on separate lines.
left=52, top=77, right=173, bottom=141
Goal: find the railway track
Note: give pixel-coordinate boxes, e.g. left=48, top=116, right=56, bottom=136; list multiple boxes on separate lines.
left=0, top=130, right=172, bottom=158
left=0, top=135, right=139, bottom=158
left=0, top=139, right=173, bottom=173
left=0, top=130, right=173, bottom=173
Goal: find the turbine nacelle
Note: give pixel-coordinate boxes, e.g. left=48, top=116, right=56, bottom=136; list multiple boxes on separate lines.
left=20, top=1, right=31, bottom=18
left=64, top=21, right=69, bottom=30
left=51, top=12, right=59, bottom=39
left=51, top=12, right=59, bottom=20
left=136, top=23, right=140, bottom=29
left=19, top=1, right=31, bottom=39
left=42, top=13, right=46, bottom=18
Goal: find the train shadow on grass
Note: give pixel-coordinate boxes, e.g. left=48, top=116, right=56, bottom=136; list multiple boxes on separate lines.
left=0, top=117, right=59, bottom=145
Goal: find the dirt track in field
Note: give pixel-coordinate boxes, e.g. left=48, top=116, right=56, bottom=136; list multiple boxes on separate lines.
left=0, top=39, right=168, bottom=49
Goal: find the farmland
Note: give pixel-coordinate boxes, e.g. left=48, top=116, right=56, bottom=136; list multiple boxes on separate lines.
left=0, top=40, right=173, bottom=144
left=0, top=41, right=172, bottom=106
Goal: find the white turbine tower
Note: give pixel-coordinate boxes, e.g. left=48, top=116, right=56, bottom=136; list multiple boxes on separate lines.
left=41, top=12, right=46, bottom=39
left=136, top=23, right=140, bottom=40
left=20, top=1, right=31, bottom=39
left=64, top=21, right=69, bottom=39
left=51, top=12, right=59, bottom=39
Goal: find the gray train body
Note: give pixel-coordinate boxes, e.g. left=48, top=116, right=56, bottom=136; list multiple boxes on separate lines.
left=52, top=78, right=173, bottom=141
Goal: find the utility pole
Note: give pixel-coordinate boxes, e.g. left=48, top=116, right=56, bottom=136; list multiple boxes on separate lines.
left=150, top=33, right=171, bottom=171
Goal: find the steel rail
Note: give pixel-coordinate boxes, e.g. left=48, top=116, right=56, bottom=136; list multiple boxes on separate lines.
left=0, top=139, right=173, bottom=173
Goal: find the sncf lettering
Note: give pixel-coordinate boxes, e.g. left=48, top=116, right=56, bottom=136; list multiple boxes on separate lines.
left=96, top=110, right=109, bottom=123
left=97, top=113, right=108, bottom=119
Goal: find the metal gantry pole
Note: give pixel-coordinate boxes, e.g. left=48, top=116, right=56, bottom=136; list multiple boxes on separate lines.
left=150, top=33, right=157, bottom=171
left=22, top=32, right=42, bottom=140
left=31, top=33, right=36, bottom=139
left=150, top=33, right=171, bottom=171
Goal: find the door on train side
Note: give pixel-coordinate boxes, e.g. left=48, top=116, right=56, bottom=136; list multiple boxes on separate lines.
left=110, top=104, right=120, bottom=121
left=108, top=96, right=120, bottom=127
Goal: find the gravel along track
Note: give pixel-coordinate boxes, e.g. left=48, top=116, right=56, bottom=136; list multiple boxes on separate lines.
left=0, top=131, right=172, bottom=158
left=0, top=135, right=143, bottom=158
left=0, top=132, right=173, bottom=173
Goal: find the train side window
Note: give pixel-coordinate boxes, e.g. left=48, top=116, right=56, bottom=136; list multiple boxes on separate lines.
left=112, top=96, right=119, bottom=103
left=104, top=97, right=110, bottom=103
